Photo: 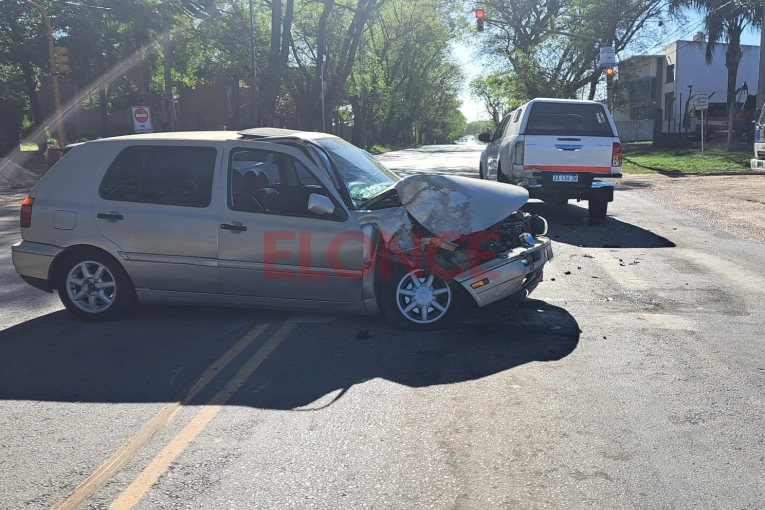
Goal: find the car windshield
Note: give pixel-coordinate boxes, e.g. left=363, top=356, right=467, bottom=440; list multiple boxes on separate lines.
left=315, top=137, right=400, bottom=208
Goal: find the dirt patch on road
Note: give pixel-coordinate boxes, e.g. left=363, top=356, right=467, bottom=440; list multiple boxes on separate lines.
left=620, top=173, right=765, bottom=243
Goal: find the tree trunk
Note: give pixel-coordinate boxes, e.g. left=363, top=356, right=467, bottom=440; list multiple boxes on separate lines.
left=724, top=21, right=743, bottom=151
left=19, top=61, right=45, bottom=151
left=587, top=73, right=599, bottom=101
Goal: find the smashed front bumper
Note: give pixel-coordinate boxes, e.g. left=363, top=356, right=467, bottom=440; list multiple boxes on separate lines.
left=454, top=236, right=553, bottom=307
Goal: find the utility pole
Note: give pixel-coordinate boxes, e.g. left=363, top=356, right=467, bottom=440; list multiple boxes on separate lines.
left=20, top=0, right=66, bottom=148
left=249, top=0, right=259, bottom=127
left=758, top=0, right=765, bottom=116
left=321, top=62, right=326, bottom=132
left=163, top=15, right=175, bottom=131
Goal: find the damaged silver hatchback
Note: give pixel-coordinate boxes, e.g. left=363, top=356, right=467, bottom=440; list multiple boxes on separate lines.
left=12, top=128, right=553, bottom=330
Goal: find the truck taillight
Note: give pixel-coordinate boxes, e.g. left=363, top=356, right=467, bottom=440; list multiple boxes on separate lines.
left=20, top=197, right=34, bottom=228
left=513, top=141, right=525, bottom=165
left=612, top=142, right=623, bottom=167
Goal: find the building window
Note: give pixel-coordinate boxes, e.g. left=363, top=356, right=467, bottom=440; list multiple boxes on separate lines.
left=665, top=92, right=675, bottom=120
left=666, top=64, right=675, bottom=83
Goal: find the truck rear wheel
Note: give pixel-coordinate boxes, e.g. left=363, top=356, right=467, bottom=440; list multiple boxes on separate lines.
left=588, top=200, right=608, bottom=219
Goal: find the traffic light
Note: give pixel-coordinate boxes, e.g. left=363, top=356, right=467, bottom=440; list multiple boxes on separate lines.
left=476, top=9, right=485, bottom=32
left=54, top=46, right=71, bottom=74
left=605, top=67, right=614, bottom=88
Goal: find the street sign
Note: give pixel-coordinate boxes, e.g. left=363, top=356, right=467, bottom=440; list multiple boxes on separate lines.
left=599, top=46, right=615, bottom=68
left=695, top=94, right=709, bottom=110
left=131, top=106, right=153, bottom=133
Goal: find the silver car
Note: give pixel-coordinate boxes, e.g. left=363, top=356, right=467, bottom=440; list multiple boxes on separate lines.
left=12, top=128, right=553, bottom=330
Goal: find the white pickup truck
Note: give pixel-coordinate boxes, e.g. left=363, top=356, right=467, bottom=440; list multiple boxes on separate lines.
left=479, top=98, right=623, bottom=219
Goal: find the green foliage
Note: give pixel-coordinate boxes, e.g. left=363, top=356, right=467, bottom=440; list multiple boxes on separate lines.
left=622, top=143, right=752, bottom=173
left=470, top=73, right=527, bottom=125
left=478, top=0, right=667, bottom=101
left=465, top=120, right=494, bottom=136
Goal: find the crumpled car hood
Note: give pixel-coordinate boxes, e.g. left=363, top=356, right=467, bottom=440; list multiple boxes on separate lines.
left=394, top=174, right=529, bottom=241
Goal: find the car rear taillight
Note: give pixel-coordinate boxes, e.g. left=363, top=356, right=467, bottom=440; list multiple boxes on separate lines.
left=20, top=197, right=34, bottom=228
left=612, top=142, right=623, bottom=167
left=513, top=141, right=525, bottom=165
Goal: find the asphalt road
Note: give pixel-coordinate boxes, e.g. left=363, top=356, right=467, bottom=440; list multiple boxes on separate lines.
left=1, top=144, right=764, bottom=509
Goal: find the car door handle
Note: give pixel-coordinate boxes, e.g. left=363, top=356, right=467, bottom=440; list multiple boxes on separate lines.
left=97, top=212, right=123, bottom=221
left=220, top=223, right=247, bottom=232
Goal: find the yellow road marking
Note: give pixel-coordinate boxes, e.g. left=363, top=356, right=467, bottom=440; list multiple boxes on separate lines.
left=53, top=323, right=270, bottom=510
left=110, top=323, right=295, bottom=510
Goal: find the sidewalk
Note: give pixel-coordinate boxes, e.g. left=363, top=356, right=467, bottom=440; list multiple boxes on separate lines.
left=619, top=173, right=765, bottom=244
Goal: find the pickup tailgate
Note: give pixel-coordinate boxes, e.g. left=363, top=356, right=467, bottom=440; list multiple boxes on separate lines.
left=522, top=102, right=616, bottom=178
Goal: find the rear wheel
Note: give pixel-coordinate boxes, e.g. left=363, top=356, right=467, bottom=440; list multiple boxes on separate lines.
left=497, top=164, right=509, bottom=183
left=56, top=249, right=135, bottom=322
left=380, top=265, right=461, bottom=330
left=588, top=200, right=608, bottom=219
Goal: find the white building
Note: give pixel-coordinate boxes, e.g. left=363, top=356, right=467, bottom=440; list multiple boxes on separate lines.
left=614, top=34, right=760, bottom=135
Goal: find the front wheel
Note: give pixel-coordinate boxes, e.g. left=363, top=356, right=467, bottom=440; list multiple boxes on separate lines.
left=56, top=249, right=135, bottom=322
left=588, top=200, right=608, bottom=219
left=380, top=265, right=461, bottom=330
left=479, top=164, right=485, bottom=179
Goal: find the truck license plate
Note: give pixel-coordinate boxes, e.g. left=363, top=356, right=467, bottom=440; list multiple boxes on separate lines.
left=553, top=173, right=578, bottom=182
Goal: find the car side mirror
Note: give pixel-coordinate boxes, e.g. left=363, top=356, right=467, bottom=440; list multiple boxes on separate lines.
left=307, top=193, right=335, bottom=216
left=478, top=132, right=492, bottom=143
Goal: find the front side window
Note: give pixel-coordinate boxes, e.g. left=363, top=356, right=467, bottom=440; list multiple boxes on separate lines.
left=229, top=148, right=336, bottom=219
left=99, top=145, right=217, bottom=207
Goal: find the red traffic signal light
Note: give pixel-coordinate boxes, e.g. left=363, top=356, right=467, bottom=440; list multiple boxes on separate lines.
left=476, top=9, right=485, bottom=31
left=605, top=67, right=614, bottom=76
left=476, top=9, right=485, bottom=18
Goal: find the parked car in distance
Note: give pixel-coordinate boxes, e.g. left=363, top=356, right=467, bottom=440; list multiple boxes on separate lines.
left=13, top=128, right=552, bottom=330
left=478, top=98, right=622, bottom=219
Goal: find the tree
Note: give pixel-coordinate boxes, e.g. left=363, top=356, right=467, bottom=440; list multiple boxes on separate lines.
left=477, top=0, right=666, bottom=101
left=671, top=0, right=761, bottom=149
left=465, top=119, right=494, bottom=136
left=469, top=73, right=526, bottom=126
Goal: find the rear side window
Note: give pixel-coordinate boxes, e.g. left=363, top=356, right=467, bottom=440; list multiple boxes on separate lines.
left=524, top=102, right=615, bottom=137
left=99, top=146, right=217, bottom=207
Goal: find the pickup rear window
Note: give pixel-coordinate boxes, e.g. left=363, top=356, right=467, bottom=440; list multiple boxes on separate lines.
left=524, top=102, right=615, bottom=137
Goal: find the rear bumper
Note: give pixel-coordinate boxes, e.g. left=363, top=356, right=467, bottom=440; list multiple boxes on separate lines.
left=455, top=237, right=553, bottom=307
left=12, top=241, right=62, bottom=293
left=528, top=181, right=615, bottom=202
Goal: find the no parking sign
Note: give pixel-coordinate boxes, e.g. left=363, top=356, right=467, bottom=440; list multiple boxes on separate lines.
left=131, top=106, right=153, bottom=133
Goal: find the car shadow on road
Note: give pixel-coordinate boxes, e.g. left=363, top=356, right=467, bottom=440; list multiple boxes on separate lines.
left=521, top=200, right=676, bottom=249
left=0, top=299, right=579, bottom=411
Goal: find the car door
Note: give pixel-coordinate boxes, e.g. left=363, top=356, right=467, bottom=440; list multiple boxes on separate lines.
left=92, top=142, right=222, bottom=293
left=217, top=140, right=365, bottom=303
left=486, top=114, right=511, bottom=180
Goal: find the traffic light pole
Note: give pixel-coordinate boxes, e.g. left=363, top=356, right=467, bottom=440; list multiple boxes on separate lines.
left=20, top=0, right=66, bottom=148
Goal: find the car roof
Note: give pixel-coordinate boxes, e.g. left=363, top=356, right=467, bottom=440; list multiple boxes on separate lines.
left=85, top=129, right=339, bottom=144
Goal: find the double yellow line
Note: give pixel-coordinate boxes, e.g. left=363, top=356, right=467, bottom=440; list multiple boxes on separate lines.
left=54, top=322, right=295, bottom=510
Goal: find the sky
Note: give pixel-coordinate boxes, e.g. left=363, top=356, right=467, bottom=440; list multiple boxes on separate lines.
left=456, top=12, right=762, bottom=123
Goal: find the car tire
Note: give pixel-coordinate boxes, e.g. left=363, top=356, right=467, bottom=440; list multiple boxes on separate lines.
left=56, top=249, right=135, bottom=322
left=479, top=164, right=485, bottom=179
left=588, top=200, right=608, bottom=219
left=379, top=264, right=462, bottom=331
left=497, top=165, right=509, bottom=183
